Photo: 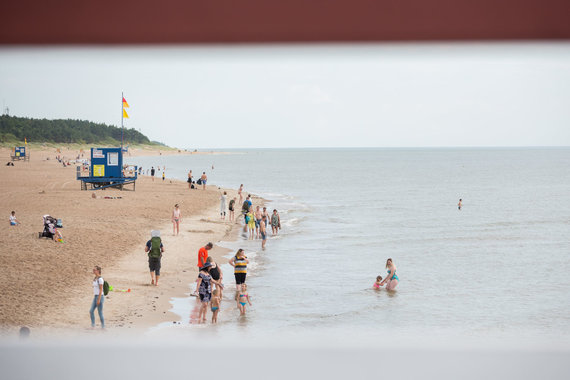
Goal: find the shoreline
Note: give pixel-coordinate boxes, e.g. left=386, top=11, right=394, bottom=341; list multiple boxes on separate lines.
left=0, top=145, right=253, bottom=337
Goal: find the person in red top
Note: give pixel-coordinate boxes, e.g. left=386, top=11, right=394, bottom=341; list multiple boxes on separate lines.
left=198, top=242, right=213, bottom=268
left=193, top=242, right=213, bottom=296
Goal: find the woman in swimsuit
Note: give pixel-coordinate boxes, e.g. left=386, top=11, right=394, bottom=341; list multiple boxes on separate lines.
left=196, top=262, right=223, bottom=323
left=172, top=204, right=181, bottom=236
left=238, top=184, right=244, bottom=204
left=379, top=258, right=399, bottom=290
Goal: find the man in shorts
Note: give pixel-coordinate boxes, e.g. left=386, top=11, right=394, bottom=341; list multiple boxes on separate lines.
left=193, top=242, right=213, bottom=295
left=145, top=230, right=164, bottom=286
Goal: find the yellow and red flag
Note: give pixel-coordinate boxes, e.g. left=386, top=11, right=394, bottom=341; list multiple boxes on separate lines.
left=122, top=97, right=129, bottom=108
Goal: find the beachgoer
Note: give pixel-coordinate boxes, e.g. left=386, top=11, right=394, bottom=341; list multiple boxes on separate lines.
left=89, top=266, right=105, bottom=329
left=220, top=191, right=227, bottom=220
left=150, top=167, right=155, bottom=182
left=379, top=258, right=399, bottom=291
left=262, top=207, right=269, bottom=228
left=260, top=215, right=268, bottom=249
left=236, top=283, right=252, bottom=315
left=458, top=198, right=462, bottom=210
left=211, top=288, right=221, bottom=323
left=271, top=209, right=281, bottom=235
left=229, top=249, right=249, bottom=287
left=206, top=256, right=223, bottom=298
left=9, top=211, right=20, bottom=226
left=229, top=197, right=236, bottom=222
left=162, top=171, right=165, bottom=181
left=373, top=276, right=383, bottom=289
left=254, top=206, right=262, bottom=238
left=246, top=207, right=255, bottom=240
left=192, top=242, right=213, bottom=296
left=172, top=204, right=181, bottom=236
left=238, top=184, right=244, bottom=204
left=187, top=170, right=193, bottom=189
left=200, top=172, right=207, bottom=190
left=196, top=262, right=223, bottom=323
left=144, top=230, right=164, bottom=286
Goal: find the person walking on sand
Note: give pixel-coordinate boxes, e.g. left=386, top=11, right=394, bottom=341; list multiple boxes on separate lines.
left=187, top=170, right=193, bottom=189
left=200, top=172, right=207, bottom=190
left=162, top=171, right=165, bottom=181
left=458, top=198, right=462, bottom=210
left=150, top=166, right=155, bottom=182
left=192, top=242, right=213, bottom=296
left=172, top=204, right=181, bottom=236
left=238, top=184, right=244, bottom=204
left=229, top=249, right=249, bottom=288
left=145, top=230, right=164, bottom=286
left=220, top=191, right=227, bottom=220
left=229, top=197, right=236, bottom=222
left=89, top=266, right=105, bottom=329
left=379, top=258, right=399, bottom=291
left=271, top=209, right=281, bottom=235
left=9, top=211, right=20, bottom=226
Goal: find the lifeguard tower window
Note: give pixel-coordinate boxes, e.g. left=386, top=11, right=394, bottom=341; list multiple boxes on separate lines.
left=108, top=152, right=118, bottom=166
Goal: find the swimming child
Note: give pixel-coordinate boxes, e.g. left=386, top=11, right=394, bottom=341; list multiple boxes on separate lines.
left=236, top=283, right=252, bottom=315
left=211, top=288, right=221, bottom=323
left=373, top=276, right=383, bottom=289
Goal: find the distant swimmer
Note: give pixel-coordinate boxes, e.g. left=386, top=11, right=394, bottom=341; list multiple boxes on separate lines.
left=458, top=199, right=462, bottom=210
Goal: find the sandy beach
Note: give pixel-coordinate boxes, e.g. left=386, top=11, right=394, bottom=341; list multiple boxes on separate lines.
left=0, top=145, right=251, bottom=336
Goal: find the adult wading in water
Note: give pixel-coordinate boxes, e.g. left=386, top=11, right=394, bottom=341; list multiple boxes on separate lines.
left=379, top=258, right=399, bottom=290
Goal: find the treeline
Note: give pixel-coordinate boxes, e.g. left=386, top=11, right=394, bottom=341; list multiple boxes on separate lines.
left=0, top=115, right=151, bottom=145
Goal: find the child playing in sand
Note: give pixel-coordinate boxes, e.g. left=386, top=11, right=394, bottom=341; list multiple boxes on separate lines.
left=373, top=276, right=383, bottom=289
left=236, top=283, right=252, bottom=315
left=211, top=288, right=221, bottom=323
left=9, top=211, right=20, bottom=226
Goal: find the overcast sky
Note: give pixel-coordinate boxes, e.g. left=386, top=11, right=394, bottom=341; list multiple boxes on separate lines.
left=1, top=43, right=569, bottom=149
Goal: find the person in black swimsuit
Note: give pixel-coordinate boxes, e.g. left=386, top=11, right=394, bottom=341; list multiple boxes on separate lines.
left=206, top=256, right=223, bottom=299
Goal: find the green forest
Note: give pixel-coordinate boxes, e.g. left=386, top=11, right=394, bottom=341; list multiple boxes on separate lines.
left=0, top=115, right=151, bottom=145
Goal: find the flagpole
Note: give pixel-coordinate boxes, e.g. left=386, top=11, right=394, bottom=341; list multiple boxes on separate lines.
left=121, top=91, right=124, bottom=149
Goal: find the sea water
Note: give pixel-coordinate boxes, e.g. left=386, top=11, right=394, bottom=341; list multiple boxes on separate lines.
left=126, top=148, right=570, bottom=345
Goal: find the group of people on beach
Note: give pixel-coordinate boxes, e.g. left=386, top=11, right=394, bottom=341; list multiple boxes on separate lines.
left=193, top=243, right=252, bottom=323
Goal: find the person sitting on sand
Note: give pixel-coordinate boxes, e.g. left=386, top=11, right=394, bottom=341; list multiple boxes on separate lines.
left=211, top=288, right=221, bottom=323
left=373, top=276, right=383, bottom=289
left=9, top=211, right=20, bottom=226
left=236, top=283, right=252, bottom=316
left=145, top=230, right=164, bottom=286
left=379, top=258, right=399, bottom=291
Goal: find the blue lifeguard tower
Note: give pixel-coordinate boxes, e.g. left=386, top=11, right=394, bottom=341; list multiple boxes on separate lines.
left=11, top=146, right=29, bottom=161
left=77, top=147, right=137, bottom=190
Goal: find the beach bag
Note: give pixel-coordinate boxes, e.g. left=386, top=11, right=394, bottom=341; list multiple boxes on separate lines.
left=196, top=178, right=202, bottom=185
left=149, top=236, right=162, bottom=258
left=103, top=280, right=110, bottom=296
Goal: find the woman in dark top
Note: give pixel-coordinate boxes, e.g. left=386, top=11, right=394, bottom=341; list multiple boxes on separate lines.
left=206, top=256, right=223, bottom=299
left=196, top=262, right=223, bottom=323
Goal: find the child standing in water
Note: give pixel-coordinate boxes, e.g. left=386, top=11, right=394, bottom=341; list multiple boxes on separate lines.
left=236, top=283, right=252, bottom=315
left=211, top=288, right=221, bottom=323
left=373, top=276, right=383, bottom=289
